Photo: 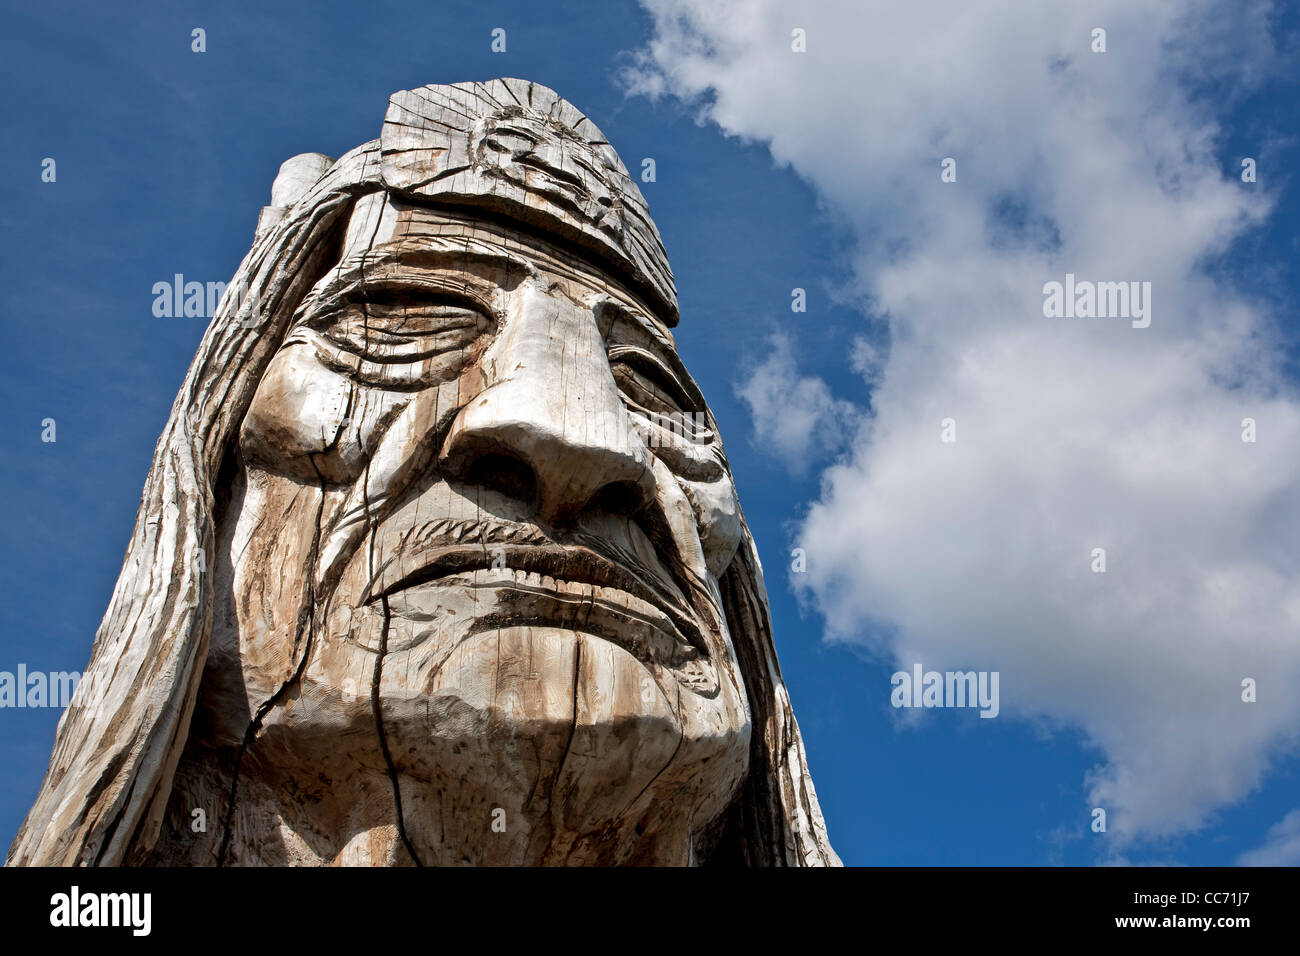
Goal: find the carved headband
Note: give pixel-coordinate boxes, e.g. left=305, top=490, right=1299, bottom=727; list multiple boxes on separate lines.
left=372, top=79, right=678, bottom=325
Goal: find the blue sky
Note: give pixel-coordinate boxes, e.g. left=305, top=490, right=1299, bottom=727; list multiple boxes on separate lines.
left=2, top=0, right=1298, bottom=865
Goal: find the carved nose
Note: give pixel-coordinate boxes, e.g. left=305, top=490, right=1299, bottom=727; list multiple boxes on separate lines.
left=439, top=287, right=653, bottom=527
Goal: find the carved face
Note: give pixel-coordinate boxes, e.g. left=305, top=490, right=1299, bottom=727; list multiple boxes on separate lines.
left=210, top=194, right=751, bottom=864
left=472, top=110, right=624, bottom=238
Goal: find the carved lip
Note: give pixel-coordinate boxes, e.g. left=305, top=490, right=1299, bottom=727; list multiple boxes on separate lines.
left=365, top=543, right=709, bottom=657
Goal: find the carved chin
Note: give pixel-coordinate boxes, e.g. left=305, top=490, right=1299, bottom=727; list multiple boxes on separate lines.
left=382, top=626, right=683, bottom=798
left=288, top=581, right=751, bottom=862
left=373, top=625, right=749, bottom=864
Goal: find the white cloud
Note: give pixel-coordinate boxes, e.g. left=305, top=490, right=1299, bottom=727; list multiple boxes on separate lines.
left=629, top=0, right=1300, bottom=847
left=734, top=331, right=859, bottom=472
left=1238, top=808, right=1300, bottom=866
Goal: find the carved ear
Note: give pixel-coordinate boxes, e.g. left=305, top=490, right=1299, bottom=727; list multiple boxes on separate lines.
left=256, top=152, right=335, bottom=238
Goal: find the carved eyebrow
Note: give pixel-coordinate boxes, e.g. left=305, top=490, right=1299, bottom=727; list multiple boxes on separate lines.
left=607, top=345, right=700, bottom=412
left=340, top=276, right=497, bottom=313
left=314, top=243, right=543, bottom=319
left=594, top=297, right=673, bottom=345
left=354, top=245, right=539, bottom=280
left=297, top=273, right=500, bottom=335
left=598, top=301, right=709, bottom=412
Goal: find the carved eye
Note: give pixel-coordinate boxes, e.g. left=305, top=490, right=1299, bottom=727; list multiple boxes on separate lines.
left=324, top=298, right=489, bottom=362
left=608, top=347, right=697, bottom=418
left=299, top=287, right=494, bottom=390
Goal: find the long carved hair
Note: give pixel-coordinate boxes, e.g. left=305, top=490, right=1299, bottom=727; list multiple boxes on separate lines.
left=7, top=93, right=839, bottom=867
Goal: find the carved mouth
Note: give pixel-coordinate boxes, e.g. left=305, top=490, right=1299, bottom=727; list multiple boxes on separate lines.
left=365, top=543, right=710, bottom=660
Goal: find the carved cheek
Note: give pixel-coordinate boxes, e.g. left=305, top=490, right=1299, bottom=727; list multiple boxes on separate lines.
left=678, top=475, right=742, bottom=579
left=239, top=343, right=365, bottom=484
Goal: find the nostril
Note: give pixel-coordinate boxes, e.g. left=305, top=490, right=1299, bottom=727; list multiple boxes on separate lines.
left=464, top=452, right=538, bottom=507
left=585, top=480, right=645, bottom=518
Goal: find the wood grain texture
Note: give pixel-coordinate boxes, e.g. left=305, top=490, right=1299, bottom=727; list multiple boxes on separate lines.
left=7, top=81, right=839, bottom=867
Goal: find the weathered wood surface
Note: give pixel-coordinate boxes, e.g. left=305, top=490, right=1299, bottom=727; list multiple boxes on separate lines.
left=7, top=81, right=839, bottom=867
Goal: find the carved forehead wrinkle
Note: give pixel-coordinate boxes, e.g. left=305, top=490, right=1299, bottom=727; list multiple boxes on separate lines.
left=310, top=196, right=682, bottom=346
left=295, top=249, right=516, bottom=323
left=388, top=202, right=675, bottom=335
left=354, top=244, right=536, bottom=294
